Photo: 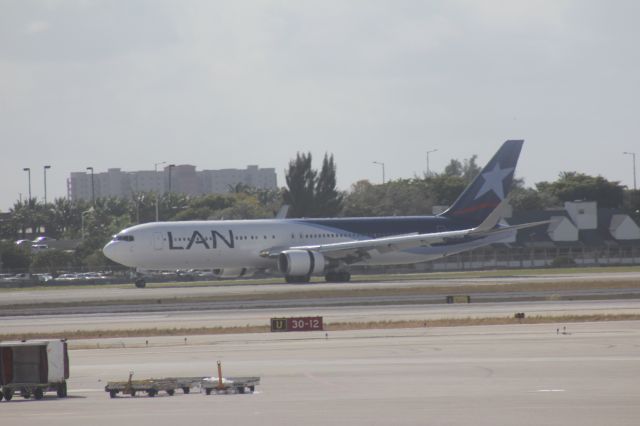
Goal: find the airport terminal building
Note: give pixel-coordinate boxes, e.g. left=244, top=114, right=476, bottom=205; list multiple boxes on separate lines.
left=67, top=165, right=277, bottom=202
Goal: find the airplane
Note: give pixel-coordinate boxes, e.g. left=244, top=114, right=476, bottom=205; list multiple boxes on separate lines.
left=103, top=140, right=547, bottom=288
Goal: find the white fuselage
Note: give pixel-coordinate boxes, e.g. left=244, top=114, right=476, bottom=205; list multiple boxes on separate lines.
left=102, top=219, right=510, bottom=273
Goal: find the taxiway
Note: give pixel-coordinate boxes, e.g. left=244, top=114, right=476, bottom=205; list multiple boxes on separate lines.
left=1, top=322, right=639, bottom=426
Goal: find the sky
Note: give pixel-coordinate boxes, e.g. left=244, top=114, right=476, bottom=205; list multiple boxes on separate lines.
left=1, top=0, right=639, bottom=211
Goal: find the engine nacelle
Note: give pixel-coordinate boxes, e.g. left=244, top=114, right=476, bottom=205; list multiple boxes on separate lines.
left=212, top=268, right=254, bottom=278
left=278, top=250, right=326, bottom=276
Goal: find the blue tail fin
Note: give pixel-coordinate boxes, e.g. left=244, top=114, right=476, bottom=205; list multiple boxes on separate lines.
left=440, top=140, right=523, bottom=225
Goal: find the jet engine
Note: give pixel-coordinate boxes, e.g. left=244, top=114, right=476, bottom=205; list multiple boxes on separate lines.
left=278, top=250, right=326, bottom=276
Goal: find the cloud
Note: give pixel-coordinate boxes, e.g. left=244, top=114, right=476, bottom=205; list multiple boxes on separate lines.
left=25, top=20, right=51, bottom=35
left=0, top=0, right=639, bottom=209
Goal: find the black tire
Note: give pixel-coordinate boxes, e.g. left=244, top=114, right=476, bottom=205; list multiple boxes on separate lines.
left=109, top=390, right=117, bottom=398
left=182, top=387, right=190, bottom=394
left=326, top=271, right=351, bottom=283
left=238, top=387, right=245, bottom=394
left=205, top=388, right=212, bottom=395
left=134, top=279, right=146, bottom=288
left=249, top=386, right=255, bottom=393
left=57, top=382, right=67, bottom=398
left=21, top=390, right=31, bottom=399
left=285, top=275, right=311, bottom=284
left=0, top=390, right=4, bottom=401
left=34, top=388, right=44, bottom=400
left=129, top=390, right=136, bottom=397
left=166, top=389, right=175, bottom=396
left=147, top=389, right=157, bottom=397
left=2, top=389, right=12, bottom=401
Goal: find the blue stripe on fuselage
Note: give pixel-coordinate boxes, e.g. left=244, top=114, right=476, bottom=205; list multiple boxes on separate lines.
left=290, top=216, right=470, bottom=238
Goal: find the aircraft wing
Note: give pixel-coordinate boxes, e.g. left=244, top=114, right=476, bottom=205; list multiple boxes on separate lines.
left=276, top=219, right=548, bottom=263
left=260, top=198, right=549, bottom=264
left=288, top=228, right=471, bottom=261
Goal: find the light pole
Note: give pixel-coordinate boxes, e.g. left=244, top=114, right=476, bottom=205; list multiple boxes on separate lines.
left=373, top=161, right=386, bottom=184
left=623, top=151, right=637, bottom=191
left=43, top=165, right=51, bottom=204
left=23, top=168, right=31, bottom=201
left=426, top=149, right=438, bottom=176
left=154, top=161, right=166, bottom=221
left=86, top=167, right=95, bottom=204
left=167, top=164, right=175, bottom=194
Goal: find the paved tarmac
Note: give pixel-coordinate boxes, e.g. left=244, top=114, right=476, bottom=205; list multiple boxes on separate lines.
left=2, top=271, right=639, bottom=308
left=1, top=322, right=639, bottom=426
left=2, top=272, right=640, bottom=318
left=3, top=299, right=640, bottom=335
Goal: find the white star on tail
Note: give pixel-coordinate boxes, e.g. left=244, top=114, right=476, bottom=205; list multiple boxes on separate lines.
left=474, top=163, right=514, bottom=200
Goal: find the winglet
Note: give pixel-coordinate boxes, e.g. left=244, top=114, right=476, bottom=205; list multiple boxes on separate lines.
left=470, top=196, right=512, bottom=234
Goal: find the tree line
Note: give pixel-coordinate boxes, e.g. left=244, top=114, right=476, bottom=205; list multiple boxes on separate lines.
left=1, top=151, right=638, bottom=273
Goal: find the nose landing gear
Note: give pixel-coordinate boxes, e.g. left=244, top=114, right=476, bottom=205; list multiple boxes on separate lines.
left=131, top=271, right=147, bottom=288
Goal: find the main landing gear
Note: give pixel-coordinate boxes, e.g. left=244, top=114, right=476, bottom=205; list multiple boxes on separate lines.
left=324, top=271, right=351, bottom=283
left=284, top=271, right=351, bottom=283
left=285, top=275, right=311, bottom=284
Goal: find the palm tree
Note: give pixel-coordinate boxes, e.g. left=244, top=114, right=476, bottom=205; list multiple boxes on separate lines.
left=10, top=199, right=49, bottom=239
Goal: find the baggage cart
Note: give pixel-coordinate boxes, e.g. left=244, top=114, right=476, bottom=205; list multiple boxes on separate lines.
left=201, top=361, right=260, bottom=395
left=0, top=339, right=70, bottom=401
left=105, top=372, right=178, bottom=398
left=201, top=376, right=260, bottom=395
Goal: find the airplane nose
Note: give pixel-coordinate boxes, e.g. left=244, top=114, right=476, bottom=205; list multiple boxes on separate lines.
left=102, top=241, right=116, bottom=261
left=103, top=241, right=126, bottom=265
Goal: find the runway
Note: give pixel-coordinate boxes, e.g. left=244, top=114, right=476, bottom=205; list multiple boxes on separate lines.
left=2, top=271, right=639, bottom=316
left=3, top=299, right=640, bottom=335
left=1, top=322, right=639, bottom=426
left=2, top=271, right=640, bottom=304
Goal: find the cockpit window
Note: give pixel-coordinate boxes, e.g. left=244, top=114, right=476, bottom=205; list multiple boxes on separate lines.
left=113, top=235, right=134, bottom=242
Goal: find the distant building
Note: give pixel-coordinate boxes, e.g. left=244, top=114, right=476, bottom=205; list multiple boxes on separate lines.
left=67, top=165, right=277, bottom=202
left=165, top=165, right=199, bottom=196
left=201, top=165, right=278, bottom=194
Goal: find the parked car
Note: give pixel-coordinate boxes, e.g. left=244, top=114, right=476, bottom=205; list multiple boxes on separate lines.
left=55, top=273, right=80, bottom=282
left=30, top=244, right=49, bottom=252
left=2, top=273, right=32, bottom=282
left=33, top=236, right=57, bottom=243
left=34, top=274, right=53, bottom=283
